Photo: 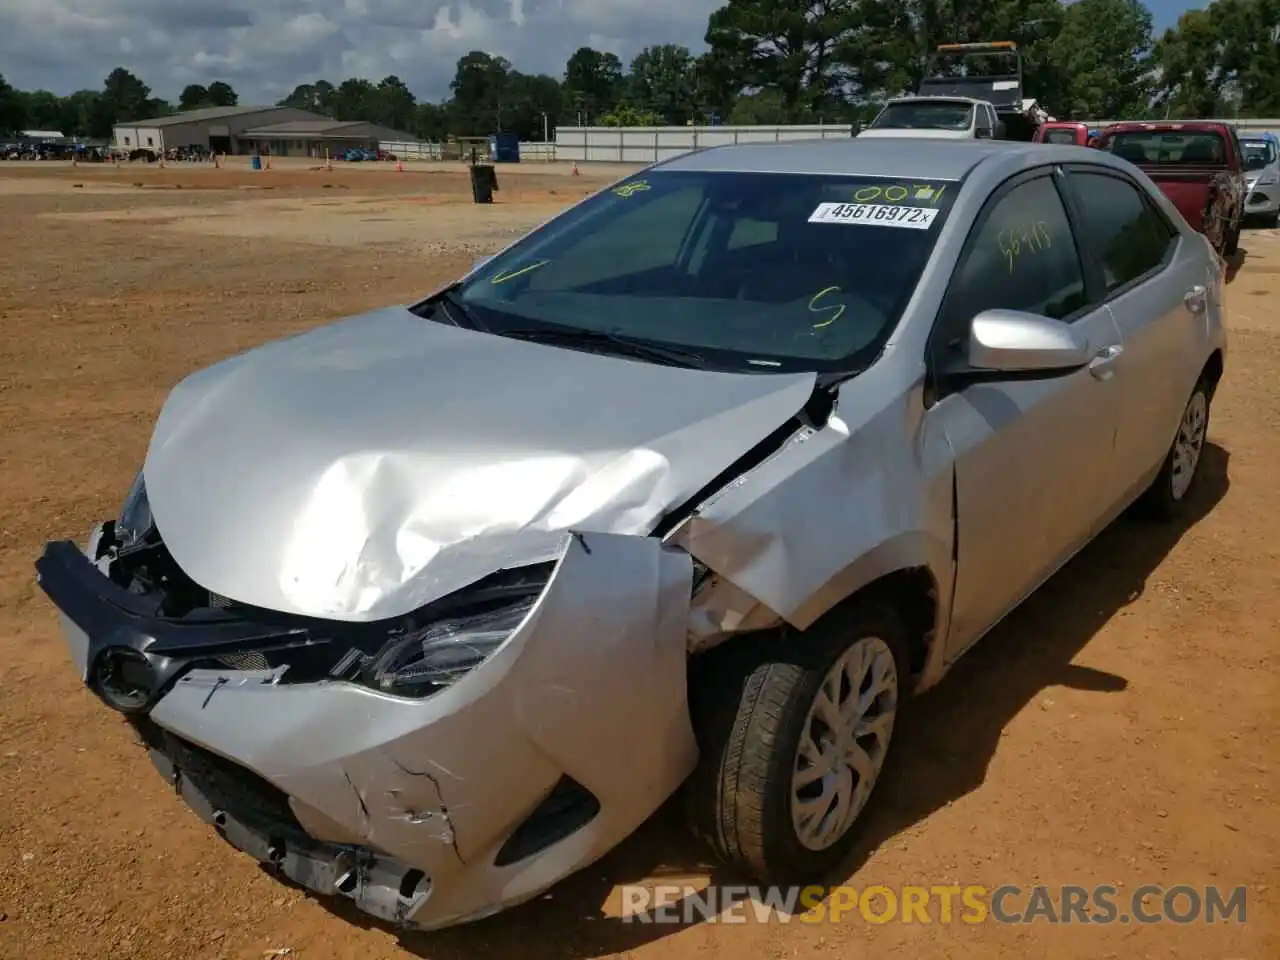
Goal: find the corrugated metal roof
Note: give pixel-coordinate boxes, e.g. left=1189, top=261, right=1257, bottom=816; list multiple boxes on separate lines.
left=118, top=105, right=308, bottom=127
left=240, top=119, right=368, bottom=136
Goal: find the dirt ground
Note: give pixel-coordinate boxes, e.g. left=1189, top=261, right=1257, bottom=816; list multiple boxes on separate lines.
left=0, top=161, right=1276, bottom=959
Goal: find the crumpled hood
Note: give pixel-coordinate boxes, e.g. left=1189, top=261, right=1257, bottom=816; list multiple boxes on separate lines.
left=144, top=306, right=816, bottom=621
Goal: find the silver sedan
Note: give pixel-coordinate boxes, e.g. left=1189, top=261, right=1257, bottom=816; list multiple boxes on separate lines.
left=36, top=136, right=1226, bottom=931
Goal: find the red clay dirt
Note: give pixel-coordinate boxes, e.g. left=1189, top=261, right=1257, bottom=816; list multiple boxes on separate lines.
left=0, top=163, right=1276, bottom=959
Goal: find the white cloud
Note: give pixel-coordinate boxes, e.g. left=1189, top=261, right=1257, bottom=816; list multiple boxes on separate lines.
left=0, top=0, right=723, bottom=102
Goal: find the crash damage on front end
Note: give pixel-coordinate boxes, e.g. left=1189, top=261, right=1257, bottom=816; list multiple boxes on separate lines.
left=37, top=522, right=697, bottom=929
left=33, top=306, right=844, bottom=931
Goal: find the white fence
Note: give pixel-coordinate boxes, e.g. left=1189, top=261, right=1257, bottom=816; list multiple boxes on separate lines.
left=554, top=125, right=854, bottom=164
left=379, top=140, right=558, bottom=162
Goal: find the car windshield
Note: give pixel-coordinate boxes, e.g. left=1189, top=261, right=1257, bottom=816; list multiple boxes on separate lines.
left=925, top=51, right=1019, bottom=80
left=872, top=101, right=974, bottom=131
left=1241, top=139, right=1276, bottom=171
left=454, top=170, right=959, bottom=374
left=1103, top=130, right=1227, bottom=165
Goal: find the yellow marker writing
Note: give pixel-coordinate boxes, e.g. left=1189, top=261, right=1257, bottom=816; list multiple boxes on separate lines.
left=808, top=286, right=845, bottom=328
left=613, top=180, right=650, bottom=198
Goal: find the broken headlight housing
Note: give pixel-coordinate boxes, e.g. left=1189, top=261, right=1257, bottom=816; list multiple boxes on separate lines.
left=361, top=596, right=537, bottom=698
left=118, top=471, right=153, bottom=545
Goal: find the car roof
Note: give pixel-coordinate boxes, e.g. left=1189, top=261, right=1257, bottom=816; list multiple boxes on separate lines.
left=656, top=137, right=1054, bottom=181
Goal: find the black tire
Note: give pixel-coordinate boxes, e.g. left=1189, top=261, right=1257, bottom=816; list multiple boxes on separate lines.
left=1263, top=211, right=1280, bottom=230
left=685, top=601, right=909, bottom=885
left=1133, top=379, right=1212, bottom=521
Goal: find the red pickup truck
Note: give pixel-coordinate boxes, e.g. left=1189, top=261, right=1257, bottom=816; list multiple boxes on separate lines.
left=1034, top=121, right=1091, bottom=145
left=1094, top=121, right=1246, bottom=256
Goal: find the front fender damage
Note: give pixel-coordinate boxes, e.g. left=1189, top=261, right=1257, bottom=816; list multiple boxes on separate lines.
left=147, top=531, right=697, bottom=930
left=672, top=383, right=953, bottom=644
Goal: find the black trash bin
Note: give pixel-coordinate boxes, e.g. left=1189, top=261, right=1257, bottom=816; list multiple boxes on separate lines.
left=470, top=163, right=498, bottom=204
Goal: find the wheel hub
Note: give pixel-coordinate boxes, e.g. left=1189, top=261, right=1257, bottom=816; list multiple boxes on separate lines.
left=1170, top=391, right=1207, bottom=501
left=791, top=635, right=898, bottom=851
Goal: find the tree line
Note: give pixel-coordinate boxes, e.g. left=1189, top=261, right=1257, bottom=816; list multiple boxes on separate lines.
left=2, top=0, right=1277, bottom=143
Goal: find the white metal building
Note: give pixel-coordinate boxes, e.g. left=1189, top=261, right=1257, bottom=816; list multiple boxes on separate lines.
left=112, top=104, right=330, bottom=155
left=238, top=119, right=417, bottom=157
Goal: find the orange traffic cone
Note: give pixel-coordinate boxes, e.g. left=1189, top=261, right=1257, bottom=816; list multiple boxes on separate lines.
left=396, top=160, right=404, bottom=173
left=571, top=160, right=580, bottom=176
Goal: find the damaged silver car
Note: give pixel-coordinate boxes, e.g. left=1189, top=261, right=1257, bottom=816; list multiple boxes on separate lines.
left=37, top=137, right=1226, bottom=931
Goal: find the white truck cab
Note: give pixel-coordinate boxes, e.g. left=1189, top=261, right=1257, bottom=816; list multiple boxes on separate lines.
left=858, top=96, right=1001, bottom=140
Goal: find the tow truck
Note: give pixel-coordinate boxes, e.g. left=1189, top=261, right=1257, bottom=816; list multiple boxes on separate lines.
left=918, top=41, right=1052, bottom=141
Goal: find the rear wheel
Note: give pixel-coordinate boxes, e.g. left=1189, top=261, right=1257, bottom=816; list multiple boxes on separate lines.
left=686, top=602, right=908, bottom=883
left=1134, top=379, right=1211, bottom=521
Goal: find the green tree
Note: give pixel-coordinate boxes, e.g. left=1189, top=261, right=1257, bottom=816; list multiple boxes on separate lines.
left=178, top=84, right=208, bottom=110
left=599, top=104, right=665, bottom=126
left=705, top=0, right=862, bottom=118
left=375, top=75, right=417, bottom=130
left=206, top=81, right=237, bottom=106
left=0, top=73, right=25, bottom=133
left=504, top=72, right=565, bottom=140
left=1050, top=0, right=1154, bottom=119
left=277, top=81, right=336, bottom=114
left=563, top=47, right=624, bottom=122
left=101, top=67, right=157, bottom=122
left=449, top=51, right=513, bottom=134
left=628, top=44, right=698, bottom=124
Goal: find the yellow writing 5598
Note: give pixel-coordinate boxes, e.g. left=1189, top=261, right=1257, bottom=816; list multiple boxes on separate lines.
left=998, top=221, right=1052, bottom=272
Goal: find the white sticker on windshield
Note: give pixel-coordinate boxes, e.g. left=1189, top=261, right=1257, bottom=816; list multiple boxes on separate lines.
left=809, top=202, right=939, bottom=229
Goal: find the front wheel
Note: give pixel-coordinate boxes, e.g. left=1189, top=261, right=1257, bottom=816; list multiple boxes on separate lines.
left=685, top=603, right=908, bottom=884
left=1134, top=380, right=1211, bottom=521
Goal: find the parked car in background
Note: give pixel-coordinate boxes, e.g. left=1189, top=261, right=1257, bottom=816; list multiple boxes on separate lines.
left=1095, top=121, right=1245, bottom=256
left=36, top=138, right=1225, bottom=934
left=1034, top=121, right=1091, bottom=146
left=1240, top=133, right=1279, bottom=228
left=859, top=96, right=1002, bottom=139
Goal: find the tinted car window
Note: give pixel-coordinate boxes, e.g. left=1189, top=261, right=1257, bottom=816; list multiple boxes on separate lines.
left=459, top=171, right=960, bottom=373
left=1068, top=171, right=1176, bottom=293
left=1103, top=130, right=1226, bottom=164
left=944, top=175, right=1087, bottom=324
left=871, top=101, right=973, bottom=131
left=1242, top=139, right=1276, bottom=170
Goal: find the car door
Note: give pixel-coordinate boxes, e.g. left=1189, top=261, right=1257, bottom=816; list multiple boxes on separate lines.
left=1058, top=165, right=1199, bottom=506
left=923, top=168, right=1125, bottom=658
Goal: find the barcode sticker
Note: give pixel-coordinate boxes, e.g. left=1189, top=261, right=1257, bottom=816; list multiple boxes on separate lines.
left=809, top=202, right=939, bottom=229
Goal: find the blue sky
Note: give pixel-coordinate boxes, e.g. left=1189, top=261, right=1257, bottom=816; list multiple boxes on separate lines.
left=0, top=0, right=1205, bottom=105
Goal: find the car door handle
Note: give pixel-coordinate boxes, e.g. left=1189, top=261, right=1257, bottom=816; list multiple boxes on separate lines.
left=1184, top=285, right=1207, bottom=314
left=1089, top=344, right=1123, bottom=380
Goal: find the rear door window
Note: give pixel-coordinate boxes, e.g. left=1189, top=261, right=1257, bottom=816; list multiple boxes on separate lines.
left=1065, top=170, right=1177, bottom=294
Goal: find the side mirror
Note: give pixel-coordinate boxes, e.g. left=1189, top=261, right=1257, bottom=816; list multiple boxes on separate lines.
left=975, top=125, right=993, bottom=139
left=967, top=309, right=1091, bottom=374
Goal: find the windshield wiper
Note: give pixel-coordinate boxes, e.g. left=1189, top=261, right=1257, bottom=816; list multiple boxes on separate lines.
left=500, top=327, right=709, bottom=368
left=419, top=283, right=489, bottom=331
